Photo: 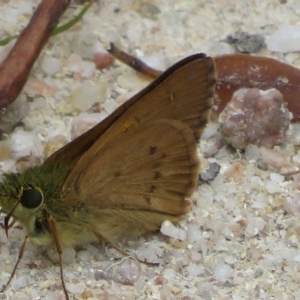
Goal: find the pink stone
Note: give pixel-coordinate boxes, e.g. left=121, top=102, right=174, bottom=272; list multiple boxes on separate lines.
left=219, top=88, right=291, bottom=149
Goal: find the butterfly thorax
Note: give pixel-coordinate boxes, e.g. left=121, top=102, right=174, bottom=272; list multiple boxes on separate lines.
left=0, top=163, right=76, bottom=246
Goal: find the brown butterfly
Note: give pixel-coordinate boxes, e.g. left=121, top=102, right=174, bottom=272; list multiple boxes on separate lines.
left=0, top=53, right=215, bottom=299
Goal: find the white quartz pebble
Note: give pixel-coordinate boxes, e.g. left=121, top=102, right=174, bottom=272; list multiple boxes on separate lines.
left=160, top=220, right=186, bottom=240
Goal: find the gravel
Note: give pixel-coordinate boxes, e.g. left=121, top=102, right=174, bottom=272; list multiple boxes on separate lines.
left=1, top=1, right=300, bottom=299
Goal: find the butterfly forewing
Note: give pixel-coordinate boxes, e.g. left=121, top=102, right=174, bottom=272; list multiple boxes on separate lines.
left=60, top=54, right=215, bottom=192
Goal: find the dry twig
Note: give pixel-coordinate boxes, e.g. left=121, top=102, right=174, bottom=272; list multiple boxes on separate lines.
left=108, top=43, right=163, bottom=78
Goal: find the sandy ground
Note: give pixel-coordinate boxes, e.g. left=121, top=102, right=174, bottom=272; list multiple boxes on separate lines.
left=1, top=1, right=300, bottom=299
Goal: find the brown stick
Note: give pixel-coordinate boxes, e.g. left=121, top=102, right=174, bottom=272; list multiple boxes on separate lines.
left=108, top=43, right=163, bottom=79
left=0, top=0, right=70, bottom=108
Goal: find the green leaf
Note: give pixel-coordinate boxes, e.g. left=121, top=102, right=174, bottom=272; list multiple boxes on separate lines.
left=0, top=35, right=19, bottom=46
left=52, top=1, right=92, bottom=36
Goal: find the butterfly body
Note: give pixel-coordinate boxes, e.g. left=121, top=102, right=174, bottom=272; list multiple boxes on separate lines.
left=0, top=53, right=216, bottom=299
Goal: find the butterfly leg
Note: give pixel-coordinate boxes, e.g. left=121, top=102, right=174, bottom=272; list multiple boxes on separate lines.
left=1, top=234, right=28, bottom=294
left=47, top=216, right=69, bottom=300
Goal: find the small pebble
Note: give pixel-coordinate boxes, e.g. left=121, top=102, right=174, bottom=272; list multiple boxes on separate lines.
left=198, top=282, right=214, bottom=292
left=103, top=98, right=118, bottom=114
left=65, top=53, right=84, bottom=73
left=10, top=129, right=44, bottom=160
left=245, top=144, right=261, bottom=161
left=117, top=72, right=149, bottom=91
left=292, top=152, right=300, bottom=165
left=224, top=162, right=244, bottom=181
left=71, top=112, right=106, bottom=140
left=266, top=25, right=300, bottom=53
left=41, top=57, right=61, bottom=76
left=213, top=264, right=234, bottom=282
left=186, top=263, right=205, bottom=276
left=80, top=60, right=96, bottom=78
left=66, top=283, right=86, bottom=294
left=13, top=276, right=28, bottom=289
left=134, top=278, right=145, bottom=291
left=69, top=82, right=107, bottom=112
left=270, top=172, right=284, bottom=183
left=94, top=52, right=115, bottom=69
left=47, top=247, right=76, bottom=265
left=265, top=180, right=282, bottom=194
left=226, top=30, right=265, bottom=53
left=163, top=268, right=177, bottom=280
left=199, top=162, right=221, bottom=182
left=259, top=146, right=291, bottom=170
left=0, top=95, right=30, bottom=134
left=202, top=122, right=219, bottom=139
left=160, top=220, right=186, bottom=240
left=24, top=78, right=57, bottom=97
left=95, top=258, right=141, bottom=285
left=139, top=54, right=167, bottom=71
left=186, top=225, right=202, bottom=243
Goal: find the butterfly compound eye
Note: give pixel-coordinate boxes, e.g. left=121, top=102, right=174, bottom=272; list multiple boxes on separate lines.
left=20, top=188, right=43, bottom=209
